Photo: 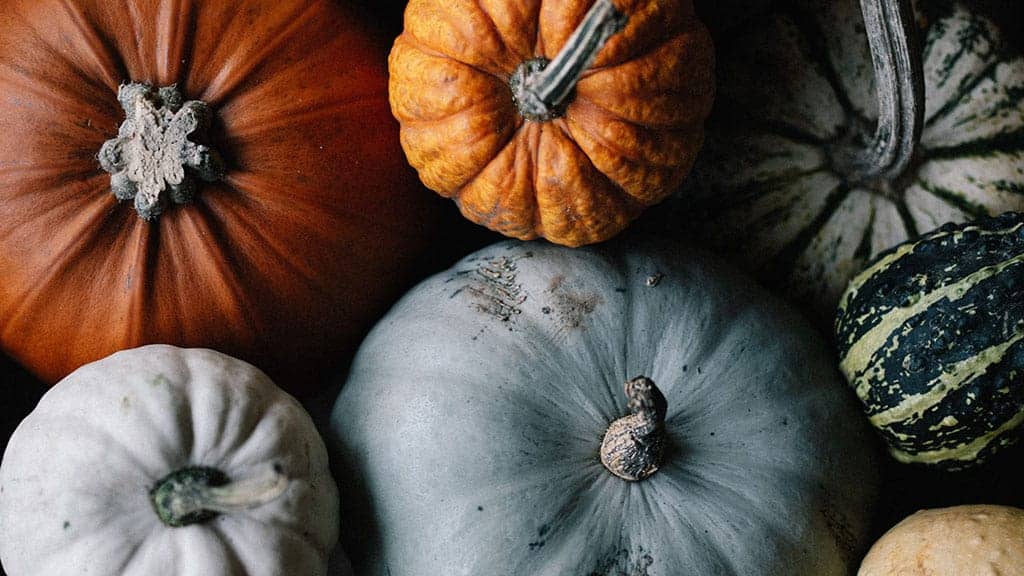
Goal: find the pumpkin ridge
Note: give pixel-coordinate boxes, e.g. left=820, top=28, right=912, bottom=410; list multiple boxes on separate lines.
left=1, top=192, right=125, bottom=327
left=763, top=182, right=853, bottom=284
left=172, top=207, right=264, bottom=344
left=465, top=131, right=537, bottom=229
left=52, top=1, right=124, bottom=89
left=917, top=179, right=991, bottom=218
left=225, top=93, right=384, bottom=139
left=923, top=129, right=1024, bottom=159
left=0, top=59, right=100, bottom=115
left=779, top=7, right=872, bottom=131
left=466, top=0, right=519, bottom=69
left=396, top=28, right=512, bottom=82
left=154, top=0, right=192, bottom=83
left=200, top=0, right=324, bottom=105
left=567, top=102, right=700, bottom=170
left=923, top=56, right=1003, bottom=129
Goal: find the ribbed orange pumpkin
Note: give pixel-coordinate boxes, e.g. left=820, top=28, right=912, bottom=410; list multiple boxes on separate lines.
left=389, top=0, right=715, bottom=246
left=0, top=0, right=444, bottom=393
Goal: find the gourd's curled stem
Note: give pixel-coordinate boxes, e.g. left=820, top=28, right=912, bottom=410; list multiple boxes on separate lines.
left=150, top=464, right=289, bottom=527
left=510, top=0, right=628, bottom=121
left=600, top=376, right=667, bottom=482
left=833, top=0, right=924, bottom=184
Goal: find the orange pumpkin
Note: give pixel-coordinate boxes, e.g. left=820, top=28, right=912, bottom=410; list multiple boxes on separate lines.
left=389, top=0, right=715, bottom=246
left=0, top=0, right=445, bottom=393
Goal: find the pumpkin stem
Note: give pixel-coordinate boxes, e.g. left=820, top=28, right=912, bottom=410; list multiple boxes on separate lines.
left=98, top=83, right=224, bottom=220
left=600, top=376, right=667, bottom=482
left=150, top=464, right=289, bottom=528
left=832, top=0, right=924, bottom=183
left=510, top=0, right=627, bottom=121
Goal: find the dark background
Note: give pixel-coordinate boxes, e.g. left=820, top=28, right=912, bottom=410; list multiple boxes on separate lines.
left=2, top=0, right=1022, bottom=572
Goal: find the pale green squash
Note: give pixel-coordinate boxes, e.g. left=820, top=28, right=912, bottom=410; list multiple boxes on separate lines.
left=684, top=0, right=1024, bottom=318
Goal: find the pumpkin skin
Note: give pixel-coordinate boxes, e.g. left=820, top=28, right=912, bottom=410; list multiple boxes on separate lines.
left=389, top=0, right=715, bottom=247
left=329, top=237, right=879, bottom=575
left=858, top=505, right=1024, bottom=576
left=0, top=0, right=444, bottom=392
left=682, top=0, right=1024, bottom=319
left=0, top=345, right=340, bottom=576
left=835, top=212, right=1024, bottom=468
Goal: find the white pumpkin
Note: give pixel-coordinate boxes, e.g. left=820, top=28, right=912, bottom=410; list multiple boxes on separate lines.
left=683, top=0, right=1024, bottom=318
left=0, top=345, right=340, bottom=576
left=329, top=237, right=880, bottom=575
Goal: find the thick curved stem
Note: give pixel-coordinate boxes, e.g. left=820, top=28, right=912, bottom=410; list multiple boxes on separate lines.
left=151, top=464, right=289, bottom=527
left=511, top=0, right=628, bottom=121
left=833, top=0, right=924, bottom=184
left=600, top=376, right=667, bottom=482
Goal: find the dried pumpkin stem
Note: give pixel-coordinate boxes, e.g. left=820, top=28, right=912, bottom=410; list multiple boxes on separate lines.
left=832, top=0, right=923, bottom=183
left=98, top=83, right=224, bottom=220
left=511, top=0, right=628, bottom=121
left=150, top=464, right=289, bottom=527
left=600, top=376, right=667, bottom=482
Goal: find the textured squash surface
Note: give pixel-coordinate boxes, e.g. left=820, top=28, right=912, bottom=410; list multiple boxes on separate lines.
left=389, top=0, right=715, bottom=246
left=836, top=212, right=1024, bottom=468
left=859, top=505, right=1024, bottom=576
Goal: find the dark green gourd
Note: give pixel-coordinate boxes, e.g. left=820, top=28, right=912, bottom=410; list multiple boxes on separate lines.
left=836, top=212, right=1024, bottom=469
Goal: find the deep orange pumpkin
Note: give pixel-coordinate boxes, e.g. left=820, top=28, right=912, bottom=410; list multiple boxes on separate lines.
left=0, top=0, right=444, bottom=393
left=389, top=0, right=715, bottom=247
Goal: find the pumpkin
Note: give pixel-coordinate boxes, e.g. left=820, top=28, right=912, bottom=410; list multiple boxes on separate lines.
left=0, top=0, right=444, bottom=393
left=680, top=0, right=1024, bottom=319
left=329, top=237, right=879, bottom=575
left=858, top=504, right=1024, bottom=575
left=835, top=212, right=1024, bottom=468
left=0, top=345, right=340, bottom=575
left=388, top=0, right=715, bottom=247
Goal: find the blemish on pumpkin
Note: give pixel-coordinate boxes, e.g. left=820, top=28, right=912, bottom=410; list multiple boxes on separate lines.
left=587, top=547, right=655, bottom=576
left=62, top=521, right=70, bottom=530
left=457, top=255, right=527, bottom=323
left=547, top=275, right=603, bottom=332
left=645, top=273, right=664, bottom=287
left=121, top=396, right=131, bottom=410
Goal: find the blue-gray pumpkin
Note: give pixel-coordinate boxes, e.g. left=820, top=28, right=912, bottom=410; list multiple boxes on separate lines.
left=329, top=237, right=879, bottom=575
left=836, top=212, right=1024, bottom=469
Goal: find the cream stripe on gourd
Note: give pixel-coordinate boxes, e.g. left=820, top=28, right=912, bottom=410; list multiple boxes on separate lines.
left=867, top=329, right=1024, bottom=427
left=842, top=250, right=1024, bottom=383
left=839, top=221, right=1024, bottom=321
left=889, top=402, right=1024, bottom=465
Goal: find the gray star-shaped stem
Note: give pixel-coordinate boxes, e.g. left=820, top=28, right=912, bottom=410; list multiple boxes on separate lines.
left=98, top=83, right=224, bottom=220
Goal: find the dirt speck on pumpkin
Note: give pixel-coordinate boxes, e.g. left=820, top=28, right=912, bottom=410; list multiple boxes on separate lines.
left=547, top=275, right=603, bottom=333
left=120, top=396, right=131, bottom=410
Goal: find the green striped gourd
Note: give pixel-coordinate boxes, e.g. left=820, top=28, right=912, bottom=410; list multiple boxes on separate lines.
left=684, top=0, right=1024, bottom=319
left=835, top=212, right=1024, bottom=469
